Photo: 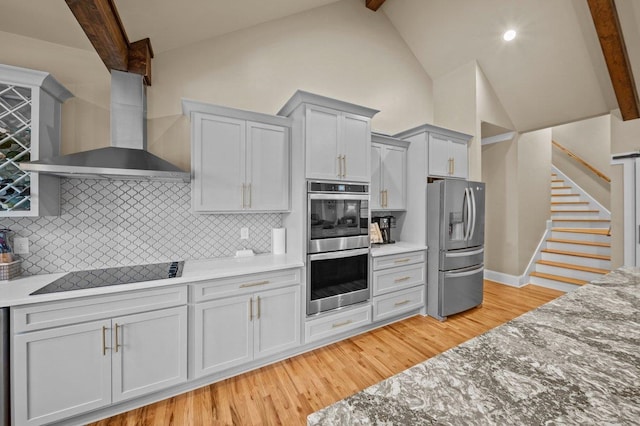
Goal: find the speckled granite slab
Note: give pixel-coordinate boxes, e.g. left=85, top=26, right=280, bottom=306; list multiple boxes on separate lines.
left=308, top=267, right=640, bottom=425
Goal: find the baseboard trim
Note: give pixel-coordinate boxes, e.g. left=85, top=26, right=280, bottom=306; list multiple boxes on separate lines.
left=484, top=270, right=525, bottom=287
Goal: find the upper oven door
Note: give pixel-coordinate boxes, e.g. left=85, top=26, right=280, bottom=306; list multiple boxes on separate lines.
left=308, top=193, right=369, bottom=253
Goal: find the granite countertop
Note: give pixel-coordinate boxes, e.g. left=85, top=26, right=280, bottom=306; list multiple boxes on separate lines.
left=308, top=267, right=640, bottom=425
left=0, top=253, right=304, bottom=308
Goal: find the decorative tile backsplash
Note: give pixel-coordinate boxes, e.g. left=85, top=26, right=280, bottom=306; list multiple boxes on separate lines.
left=1, top=178, right=282, bottom=275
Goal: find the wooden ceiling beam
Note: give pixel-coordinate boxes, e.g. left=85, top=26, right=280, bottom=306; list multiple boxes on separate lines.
left=65, top=0, right=154, bottom=85
left=587, top=0, right=639, bottom=121
left=366, top=0, right=386, bottom=12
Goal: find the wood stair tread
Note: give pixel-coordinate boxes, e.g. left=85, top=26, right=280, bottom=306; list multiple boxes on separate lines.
left=552, top=218, right=610, bottom=222
left=536, top=259, right=609, bottom=274
left=551, top=201, right=589, bottom=205
left=530, top=271, right=587, bottom=286
left=550, top=209, right=599, bottom=213
left=541, top=248, right=611, bottom=260
left=551, top=179, right=564, bottom=182
left=551, top=186, right=572, bottom=190
left=551, top=193, right=581, bottom=197
left=546, top=238, right=610, bottom=247
left=552, top=228, right=610, bottom=235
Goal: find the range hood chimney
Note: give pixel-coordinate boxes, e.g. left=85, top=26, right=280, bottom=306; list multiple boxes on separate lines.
left=20, top=70, right=190, bottom=183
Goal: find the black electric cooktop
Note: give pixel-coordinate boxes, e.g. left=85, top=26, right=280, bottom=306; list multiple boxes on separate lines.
left=30, top=261, right=185, bottom=295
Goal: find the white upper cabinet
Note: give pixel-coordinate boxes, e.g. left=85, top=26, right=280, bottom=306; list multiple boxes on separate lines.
left=371, top=134, right=408, bottom=211
left=394, top=123, right=472, bottom=180
left=246, top=121, right=289, bottom=211
left=305, top=105, right=371, bottom=182
left=183, top=100, right=291, bottom=213
left=306, top=105, right=340, bottom=180
left=428, top=133, right=468, bottom=179
left=0, top=64, right=73, bottom=217
left=278, top=90, right=378, bottom=183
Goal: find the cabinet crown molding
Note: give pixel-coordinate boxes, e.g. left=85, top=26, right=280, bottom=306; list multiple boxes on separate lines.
left=372, top=132, right=410, bottom=148
left=0, top=64, right=73, bottom=103
left=181, top=98, right=291, bottom=127
left=277, top=90, right=379, bottom=118
left=393, top=123, right=472, bottom=142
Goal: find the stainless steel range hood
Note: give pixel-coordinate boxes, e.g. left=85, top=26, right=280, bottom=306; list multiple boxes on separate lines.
left=20, top=70, right=190, bottom=183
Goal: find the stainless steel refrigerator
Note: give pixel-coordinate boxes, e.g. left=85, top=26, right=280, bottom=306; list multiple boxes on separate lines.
left=426, top=179, right=485, bottom=320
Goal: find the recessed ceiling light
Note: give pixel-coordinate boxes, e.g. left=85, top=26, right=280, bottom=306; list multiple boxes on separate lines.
left=503, top=29, right=517, bottom=41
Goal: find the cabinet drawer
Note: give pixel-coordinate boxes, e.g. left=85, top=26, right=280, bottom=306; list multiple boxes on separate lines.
left=305, top=304, right=371, bottom=344
left=372, top=263, right=425, bottom=296
left=372, top=286, right=424, bottom=322
left=13, top=286, right=188, bottom=333
left=372, top=251, right=425, bottom=271
left=191, top=268, right=301, bottom=302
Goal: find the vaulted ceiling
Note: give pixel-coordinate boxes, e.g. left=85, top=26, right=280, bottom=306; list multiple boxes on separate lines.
left=1, top=0, right=638, bottom=132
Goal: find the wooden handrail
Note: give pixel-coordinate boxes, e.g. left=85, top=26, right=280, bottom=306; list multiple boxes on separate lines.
left=552, top=140, right=611, bottom=184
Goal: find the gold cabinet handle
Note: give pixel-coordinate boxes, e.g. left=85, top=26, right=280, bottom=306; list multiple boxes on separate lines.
left=331, top=319, right=353, bottom=329
left=394, top=300, right=410, bottom=307
left=241, top=183, right=246, bottom=208
left=394, top=276, right=411, bottom=283
left=393, top=258, right=410, bottom=264
left=114, top=323, right=121, bottom=353
left=337, top=155, right=342, bottom=177
left=384, top=190, right=388, bottom=208
left=257, top=296, right=261, bottom=319
left=239, top=280, right=270, bottom=288
left=342, top=155, right=347, bottom=178
left=102, top=326, right=109, bottom=356
left=249, top=297, right=253, bottom=321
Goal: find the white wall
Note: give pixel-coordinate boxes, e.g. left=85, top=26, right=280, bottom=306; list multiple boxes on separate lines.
left=552, top=115, right=611, bottom=209
left=0, top=30, right=111, bottom=155
left=433, top=61, right=478, bottom=180
left=610, top=110, right=640, bottom=267
left=1, top=0, right=434, bottom=170
left=517, top=129, right=552, bottom=271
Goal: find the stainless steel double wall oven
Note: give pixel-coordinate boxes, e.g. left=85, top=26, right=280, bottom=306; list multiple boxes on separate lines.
left=307, top=181, right=369, bottom=315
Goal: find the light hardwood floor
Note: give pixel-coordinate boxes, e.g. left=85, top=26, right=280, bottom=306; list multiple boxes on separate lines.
left=92, top=281, right=563, bottom=426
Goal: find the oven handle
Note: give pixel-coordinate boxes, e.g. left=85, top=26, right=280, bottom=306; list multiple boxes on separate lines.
left=308, top=193, right=369, bottom=201
left=308, top=248, right=370, bottom=261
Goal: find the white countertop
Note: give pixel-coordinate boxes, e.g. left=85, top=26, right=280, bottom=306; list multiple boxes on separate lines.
left=370, top=242, right=427, bottom=257
left=0, top=253, right=304, bottom=308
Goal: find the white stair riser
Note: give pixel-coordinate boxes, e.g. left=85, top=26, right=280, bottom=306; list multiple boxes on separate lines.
left=551, top=220, right=610, bottom=229
left=551, top=211, right=601, bottom=219
left=529, top=276, right=580, bottom=292
left=551, top=187, right=573, bottom=195
left=541, top=252, right=611, bottom=269
left=550, top=231, right=610, bottom=243
left=546, top=241, right=610, bottom=255
left=551, top=204, right=591, bottom=211
left=536, top=264, right=606, bottom=282
left=551, top=195, right=581, bottom=202
left=551, top=181, right=565, bottom=188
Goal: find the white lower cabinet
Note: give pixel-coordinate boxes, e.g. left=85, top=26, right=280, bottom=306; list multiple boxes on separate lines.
left=371, top=250, right=426, bottom=322
left=13, top=320, right=112, bottom=425
left=111, top=307, right=188, bottom=402
left=12, top=289, right=188, bottom=426
left=372, top=285, right=425, bottom=322
left=304, top=304, right=371, bottom=343
left=193, top=276, right=301, bottom=378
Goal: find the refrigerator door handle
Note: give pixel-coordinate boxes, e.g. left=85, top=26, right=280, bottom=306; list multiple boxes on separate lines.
left=469, top=187, right=477, bottom=241
left=444, top=264, right=484, bottom=278
left=444, top=247, right=484, bottom=258
left=464, top=188, right=472, bottom=241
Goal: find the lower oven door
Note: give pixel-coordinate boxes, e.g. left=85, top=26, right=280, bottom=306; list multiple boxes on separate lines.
left=307, top=248, right=370, bottom=316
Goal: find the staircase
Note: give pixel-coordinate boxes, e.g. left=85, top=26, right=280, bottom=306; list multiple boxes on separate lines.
left=528, top=170, right=611, bottom=291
